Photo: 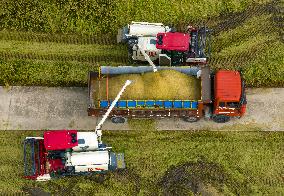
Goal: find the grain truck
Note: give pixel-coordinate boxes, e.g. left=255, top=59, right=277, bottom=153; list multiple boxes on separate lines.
left=88, top=66, right=247, bottom=123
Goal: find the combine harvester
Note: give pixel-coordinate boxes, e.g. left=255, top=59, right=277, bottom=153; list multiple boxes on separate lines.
left=117, top=21, right=211, bottom=66
left=24, top=80, right=132, bottom=181
left=88, top=66, right=247, bottom=123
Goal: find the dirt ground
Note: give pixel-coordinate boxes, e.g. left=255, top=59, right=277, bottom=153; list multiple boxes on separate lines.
left=159, top=159, right=252, bottom=195
left=0, top=87, right=283, bottom=131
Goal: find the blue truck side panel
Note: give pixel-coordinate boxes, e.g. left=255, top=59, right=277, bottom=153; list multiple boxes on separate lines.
left=146, top=100, right=155, bottom=107
left=99, top=100, right=198, bottom=109
left=173, top=101, right=183, bottom=108
left=183, top=101, right=191, bottom=108
left=100, top=101, right=109, bottom=108
left=192, top=102, right=198, bottom=109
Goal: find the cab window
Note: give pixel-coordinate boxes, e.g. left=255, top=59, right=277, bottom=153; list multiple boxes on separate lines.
left=219, top=102, right=225, bottom=107
left=78, top=139, right=85, bottom=144
left=150, top=39, right=156, bottom=45
left=227, top=102, right=239, bottom=108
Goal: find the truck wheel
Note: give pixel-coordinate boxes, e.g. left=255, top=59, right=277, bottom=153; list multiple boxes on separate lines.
left=212, top=115, right=230, bottom=123
left=111, top=116, right=126, bottom=124
left=184, top=116, right=199, bottom=123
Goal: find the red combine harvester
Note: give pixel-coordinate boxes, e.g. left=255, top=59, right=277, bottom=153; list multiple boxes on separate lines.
left=24, top=131, right=125, bottom=181
left=24, top=80, right=132, bottom=181
left=117, top=22, right=211, bottom=66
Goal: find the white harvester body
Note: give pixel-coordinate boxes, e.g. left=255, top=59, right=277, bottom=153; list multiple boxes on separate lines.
left=117, top=21, right=171, bottom=43
left=72, top=132, right=99, bottom=152
left=128, top=21, right=170, bottom=37
left=70, top=151, right=109, bottom=172
left=24, top=81, right=131, bottom=180
left=132, top=37, right=161, bottom=62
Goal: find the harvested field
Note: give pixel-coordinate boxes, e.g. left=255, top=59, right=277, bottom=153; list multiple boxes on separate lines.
left=0, top=130, right=283, bottom=195
left=159, top=160, right=249, bottom=195
left=93, top=70, right=201, bottom=101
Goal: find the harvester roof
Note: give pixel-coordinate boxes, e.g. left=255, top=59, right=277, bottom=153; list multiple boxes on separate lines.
left=156, top=32, right=189, bottom=51
left=44, top=130, right=78, bottom=150
left=215, top=70, right=241, bottom=102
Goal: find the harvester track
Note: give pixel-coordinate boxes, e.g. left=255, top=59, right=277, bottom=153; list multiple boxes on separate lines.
left=0, top=52, right=128, bottom=64
left=0, top=31, right=117, bottom=45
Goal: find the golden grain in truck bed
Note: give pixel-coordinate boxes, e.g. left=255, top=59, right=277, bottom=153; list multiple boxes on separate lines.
left=92, top=70, right=201, bottom=101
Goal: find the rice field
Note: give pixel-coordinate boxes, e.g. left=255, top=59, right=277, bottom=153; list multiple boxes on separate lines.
left=0, top=129, right=283, bottom=195
left=0, top=0, right=283, bottom=87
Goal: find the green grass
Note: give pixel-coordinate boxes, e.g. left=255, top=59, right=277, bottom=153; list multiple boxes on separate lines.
left=0, top=30, right=116, bottom=45
left=0, top=0, right=261, bottom=35
left=209, top=7, right=284, bottom=87
left=0, top=58, right=125, bottom=86
left=0, top=59, right=98, bottom=86
left=0, top=0, right=283, bottom=87
left=0, top=40, right=127, bottom=57
left=0, top=129, right=283, bottom=195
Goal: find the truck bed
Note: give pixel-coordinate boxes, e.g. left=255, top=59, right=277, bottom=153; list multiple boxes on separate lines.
left=87, top=66, right=207, bottom=118
left=91, top=69, right=201, bottom=101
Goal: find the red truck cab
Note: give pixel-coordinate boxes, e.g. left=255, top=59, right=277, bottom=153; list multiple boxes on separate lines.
left=213, top=70, right=247, bottom=123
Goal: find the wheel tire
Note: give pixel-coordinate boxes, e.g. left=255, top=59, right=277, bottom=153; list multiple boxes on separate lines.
left=111, top=116, right=126, bottom=124
left=184, top=116, right=199, bottom=123
left=212, top=115, right=230, bottom=123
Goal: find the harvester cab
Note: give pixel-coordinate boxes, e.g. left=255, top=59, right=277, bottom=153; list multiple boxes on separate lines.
left=24, top=80, right=132, bottom=181
left=157, top=26, right=212, bottom=65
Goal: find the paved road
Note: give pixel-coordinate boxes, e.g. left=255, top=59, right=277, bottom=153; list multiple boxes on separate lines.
left=0, top=86, right=283, bottom=131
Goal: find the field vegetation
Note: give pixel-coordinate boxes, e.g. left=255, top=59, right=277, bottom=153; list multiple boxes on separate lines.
left=0, top=0, right=283, bottom=87
left=0, top=40, right=126, bottom=58
left=209, top=1, right=284, bottom=87
left=0, top=59, right=99, bottom=86
left=0, top=128, right=283, bottom=195
left=0, top=0, right=264, bottom=35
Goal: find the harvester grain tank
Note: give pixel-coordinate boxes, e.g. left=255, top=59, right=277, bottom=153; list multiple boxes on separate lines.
left=117, top=21, right=172, bottom=63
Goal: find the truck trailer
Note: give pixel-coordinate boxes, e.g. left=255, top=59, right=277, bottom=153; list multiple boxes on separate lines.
left=88, top=66, right=247, bottom=123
